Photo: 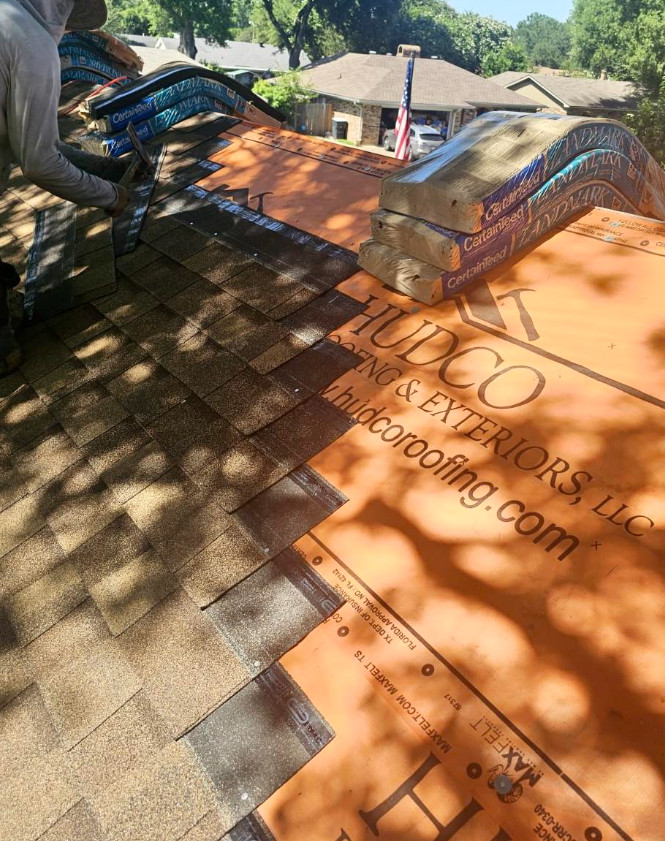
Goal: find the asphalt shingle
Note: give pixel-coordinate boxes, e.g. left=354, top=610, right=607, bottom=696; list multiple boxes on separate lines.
left=0, top=107, right=364, bottom=841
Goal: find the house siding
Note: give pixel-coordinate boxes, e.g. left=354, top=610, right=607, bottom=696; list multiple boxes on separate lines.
left=509, top=80, right=565, bottom=113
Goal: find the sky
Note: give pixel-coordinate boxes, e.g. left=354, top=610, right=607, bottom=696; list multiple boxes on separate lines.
left=450, top=0, right=574, bottom=26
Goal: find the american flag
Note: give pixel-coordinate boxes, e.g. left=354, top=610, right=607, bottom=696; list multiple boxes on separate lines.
left=394, top=55, right=415, bottom=161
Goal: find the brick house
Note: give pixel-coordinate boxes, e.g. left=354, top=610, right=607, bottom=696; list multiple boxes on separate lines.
left=298, top=52, right=538, bottom=145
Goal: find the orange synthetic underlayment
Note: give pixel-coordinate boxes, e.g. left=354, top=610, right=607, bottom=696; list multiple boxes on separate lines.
left=197, top=124, right=403, bottom=251
left=199, top=136, right=665, bottom=840
left=258, top=209, right=665, bottom=841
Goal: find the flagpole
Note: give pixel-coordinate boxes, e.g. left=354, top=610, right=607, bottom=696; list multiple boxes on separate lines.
left=394, top=52, right=415, bottom=161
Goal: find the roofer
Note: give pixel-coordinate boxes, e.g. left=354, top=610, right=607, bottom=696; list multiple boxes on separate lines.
left=0, top=0, right=129, bottom=375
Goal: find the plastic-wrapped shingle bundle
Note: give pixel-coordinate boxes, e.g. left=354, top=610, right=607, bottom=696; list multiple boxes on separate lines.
left=62, top=31, right=143, bottom=74
left=59, top=30, right=142, bottom=84
left=359, top=113, right=665, bottom=304
left=78, top=63, right=285, bottom=156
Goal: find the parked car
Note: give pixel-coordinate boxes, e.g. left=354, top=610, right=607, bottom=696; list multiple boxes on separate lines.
left=382, top=124, right=446, bottom=158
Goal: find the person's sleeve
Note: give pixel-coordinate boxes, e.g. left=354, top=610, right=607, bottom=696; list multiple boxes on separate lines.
left=6, top=39, right=118, bottom=209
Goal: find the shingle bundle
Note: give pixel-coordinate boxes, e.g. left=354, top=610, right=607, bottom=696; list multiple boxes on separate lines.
left=359, top=112, right=665, bottom=304
left=59, top=30, right=142, bottom=85
left=76, top=62, right=285, bottom=156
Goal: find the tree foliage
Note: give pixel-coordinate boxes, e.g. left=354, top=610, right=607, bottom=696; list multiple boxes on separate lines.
left=105, top=0, right=231, bottom=59
left=446, top=12, right=512, bottom=72
left=481, top=41, right=529, bottom=77
left=252, top=70, right=315, bottom=122
left=248, top=0, right=512, bottom=73
left=107, top=0, right=521, bottom=74
left=514, top=13, right=570, bottom=69
left=323, top=0, right=405, bottom=55
left=259, top=0, right=321, bottom=69
left=625, top=99, right=665, bottom=166
left=570, top=0, right=665, bottom=93
left=105, top=0, right=170, bottom=36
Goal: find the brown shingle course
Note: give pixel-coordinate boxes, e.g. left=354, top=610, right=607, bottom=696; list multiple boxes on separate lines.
left=73, top=327, right=149, bottom=384
left=207, top=305, right=291, bottom=362
left=176, top=522, right=268, bottom=608
left=182, top=241, right=253, bottom=284
left=68, top=691, right=170, bottom=801
left=106, top=360, right=191, bottom=426
left=124, top=467, right=231, bottom=571
left=92, top=741, right=228, bottom=841
left=192, top=440, right=287, bottom=513
left=130, top=255, right=201, bottom=302
left=0, top=526, right=65, bottom=599
left=49, top=383, right=130, bottom=448
left=32, top=359, right=94, bottom=404
left=146, top=395, right=242, bottom=475
left=68, top=513, right=152, bottom=587
left=3, top=561, right=86, bottom=646
left=88, top=549, right=177, bottom=635
left=300, top=52, right=539, bottom=109
left=117, top=589, right=250, bottom=738
left=39, top=639, right=141, bottom=748
left=167, top=277, right=241, bottom=328
left=159, top=333, right=244, bottom=398
left=248, top=333, right=309, bottom=374
left=93, top=275, right=161, bottom=327
left=204, top=366, right=301, bottom=435
left=82, top=417, right=152, bottom=475
left=38, top=800, right=106, bottom=841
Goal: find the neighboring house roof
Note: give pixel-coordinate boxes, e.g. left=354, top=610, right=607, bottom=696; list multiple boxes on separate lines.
left=155, top=37, right=308, bottom=72
left=490, top=71, right=640, bottom=111
left=298, top=53, right=539, bottom=111
left=119, top=34, right=307, bottom=72
left=131, top=46, right=204, bottom=75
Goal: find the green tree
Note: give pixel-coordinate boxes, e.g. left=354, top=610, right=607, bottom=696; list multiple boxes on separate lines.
left=105, top=0, right=170, bottom=36
left=324, top=0, right=447, bottom=56
left=247, top=0, right=344, bottom=61
left=256, top=0, right=321, bottom=68
left=481, top=41, right=529, bottom=77
left=324, top=0, right=397, bottom=53
left=392, top=0, right=456, bottom=59
left=245, top=0, right=516, bottom=72
left=515, top=13, right=571, bottom=69
left=570, top=0, right=665, bottom=93
left=446, top=12, right=513, bottom=73
left=229, top=0, right=254, bottom=38
left=625, top=6, right=665, bottom=95
left=569, top=0, right=628, bottom=78
left=105, top=0, right=232, bottom=59
left=625, top=81, right=665, bottom=166
left=153, top=0, right=232, bottom=58
left=331, top=0, right=511, bottom=70
left=253, top=70, right=315, bottom=121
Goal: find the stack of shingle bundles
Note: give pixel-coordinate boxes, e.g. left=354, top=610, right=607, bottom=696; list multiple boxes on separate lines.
left=359, top=112, right=665, bottom=305
left=76, top=63, right=285, bottom=157
left=59, top=30, right=142, bottom=85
